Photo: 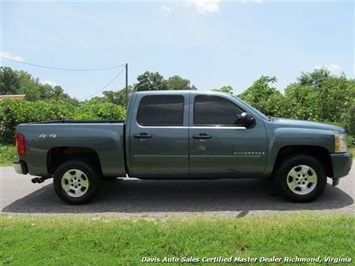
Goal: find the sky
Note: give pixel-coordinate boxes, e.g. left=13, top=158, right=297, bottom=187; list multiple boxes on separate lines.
left=1, top=0, right=354, bottom=101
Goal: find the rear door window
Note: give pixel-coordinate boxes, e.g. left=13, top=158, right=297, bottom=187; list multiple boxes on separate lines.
left=137, top=95, right=184, bottom=126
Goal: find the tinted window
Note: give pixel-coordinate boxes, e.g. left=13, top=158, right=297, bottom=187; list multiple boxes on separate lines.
left=194, top=95, right=243, bottom=126
left=137, top=95, right=184, bottom=126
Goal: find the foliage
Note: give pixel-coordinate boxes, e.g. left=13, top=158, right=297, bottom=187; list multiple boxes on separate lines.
left=102, top=88, right=131, bottom=106
left=94, top=85, right=135, bottom=107
left=92, top=72, right=197, bottom=106
left=342, top=104, right=355, bottom=136
left=134, top=71, right=168, bottom=91
left=0, top=66, right=20, bottom=95
left=0, top=145, right=17, bottom=166
left=0, top=213, right=354, bottom=265
left=284, top=69, right=355, bottom=123
left=0, top=99, right=33, bottom=144
left=234, top=70, right=355, bottom=138
left=0, top=99, right=126, bottom=144
left=348, top=135, right=355, bottom=151
left=212, top=85, right=234, bottom=94
left=167, top=75, right=197, bottom=90
left=0, top=66, right=77, bottom=103
left=133, top=71, right=196, bottom=92
left=73, top=99, right=125, bottom=120
left=238, top=76, right=284, bottom=116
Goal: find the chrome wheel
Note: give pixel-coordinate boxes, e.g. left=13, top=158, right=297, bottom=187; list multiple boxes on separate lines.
left=61, top=169, right=89, bottom=198
left=286, top=165, right=318, bottom=195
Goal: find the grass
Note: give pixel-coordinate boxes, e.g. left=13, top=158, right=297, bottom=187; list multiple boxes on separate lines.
left=0, top=213, right=354, bottom=265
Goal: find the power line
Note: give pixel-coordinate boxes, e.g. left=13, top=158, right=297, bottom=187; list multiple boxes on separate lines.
left=82, top=66, right=126, bottom=100
left=0, top=55, right=124, bottom=71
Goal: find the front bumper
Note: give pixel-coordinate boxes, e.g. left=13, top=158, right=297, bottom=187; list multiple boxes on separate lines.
left=331, top=152, right=353, bottom=179
left=13, top=160, right=28, bottom=175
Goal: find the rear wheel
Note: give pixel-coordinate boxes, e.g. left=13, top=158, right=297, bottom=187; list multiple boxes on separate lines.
left=274, top=154, right=327, bottom=202
left=53, top=160, right=102, bottom=205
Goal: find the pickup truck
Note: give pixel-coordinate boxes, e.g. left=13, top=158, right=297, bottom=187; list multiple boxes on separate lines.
left=13, top=91, right=353, bottom=205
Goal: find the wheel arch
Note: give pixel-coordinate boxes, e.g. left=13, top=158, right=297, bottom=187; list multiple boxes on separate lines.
left=272, top=145, right=333, bottom=178
left=47, top=146, right=102, bottom=176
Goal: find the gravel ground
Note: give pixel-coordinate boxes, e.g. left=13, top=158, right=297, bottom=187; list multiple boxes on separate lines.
left=1, top=164, right=354, bottom=219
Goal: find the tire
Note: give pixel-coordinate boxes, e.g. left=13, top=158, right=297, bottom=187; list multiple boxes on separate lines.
left=273, top=154, right=327, bottom=203
left=53, top=160, right=102, bottom=205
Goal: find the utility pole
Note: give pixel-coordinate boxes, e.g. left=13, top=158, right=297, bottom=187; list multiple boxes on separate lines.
left=125, top=63, right=128, bottom=109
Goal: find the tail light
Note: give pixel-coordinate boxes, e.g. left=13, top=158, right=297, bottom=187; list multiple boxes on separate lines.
left=16, top=133, right=26, bottom=155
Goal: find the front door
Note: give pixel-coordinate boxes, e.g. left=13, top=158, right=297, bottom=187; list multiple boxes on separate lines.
left=189, top=95, right=267, bottom=178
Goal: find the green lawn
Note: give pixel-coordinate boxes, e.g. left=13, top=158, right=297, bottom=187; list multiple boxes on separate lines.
left=1, top=213, right=354, bottom=265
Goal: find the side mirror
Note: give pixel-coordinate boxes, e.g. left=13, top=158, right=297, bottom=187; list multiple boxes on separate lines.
left=239, top=112, right=255, bottom=128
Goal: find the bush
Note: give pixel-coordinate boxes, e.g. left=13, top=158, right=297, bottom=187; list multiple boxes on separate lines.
left=0, top=144, right=17, bottom=165
left=73, top=99, right=125, bottom=120
left=342, top=104, right=355, bottom=136
left=348, top=135, right=355, bottom=148
left=0, top=99, right=126, bottom=145
left=0, top=99, right=28, bottom=144
left=0, top=99, right=74, bottom=144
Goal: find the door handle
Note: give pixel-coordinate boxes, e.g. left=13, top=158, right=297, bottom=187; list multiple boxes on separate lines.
left=193, top=133, right=212, bottom=139
left=134, top=133, right=152, bottom=139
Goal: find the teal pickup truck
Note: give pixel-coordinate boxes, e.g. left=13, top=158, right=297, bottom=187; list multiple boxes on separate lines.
left=14, top=91, right=353, bottom=204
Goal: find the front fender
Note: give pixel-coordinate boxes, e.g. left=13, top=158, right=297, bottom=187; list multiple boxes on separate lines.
left=265, top=128, right=334, bottom=176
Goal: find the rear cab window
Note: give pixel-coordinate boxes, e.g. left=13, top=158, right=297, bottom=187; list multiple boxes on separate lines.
left=137, top=95, right=184, bottom=126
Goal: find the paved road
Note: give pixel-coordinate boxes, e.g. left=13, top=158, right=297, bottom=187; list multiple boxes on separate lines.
left=1, top=165, right=354, bottom=218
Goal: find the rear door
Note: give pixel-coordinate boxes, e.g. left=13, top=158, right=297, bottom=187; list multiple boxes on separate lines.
left=189, top=94, right=267, bottom=178
left=128, top=94, right=189, bottom=178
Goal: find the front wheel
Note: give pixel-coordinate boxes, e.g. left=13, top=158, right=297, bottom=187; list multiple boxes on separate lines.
left=274, top=154, right=327, bottom=203
left=53, top=160, right=102, bottom=205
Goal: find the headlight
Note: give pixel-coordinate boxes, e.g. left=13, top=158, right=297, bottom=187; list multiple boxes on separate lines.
left=335, top=134, right=347, bottom=153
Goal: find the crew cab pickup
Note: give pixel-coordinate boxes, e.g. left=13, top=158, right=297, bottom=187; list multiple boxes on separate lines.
left=13, top=91, right=353, bottom=204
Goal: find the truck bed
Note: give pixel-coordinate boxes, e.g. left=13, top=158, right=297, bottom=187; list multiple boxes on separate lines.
left=16, top=121, right=126, bottom=177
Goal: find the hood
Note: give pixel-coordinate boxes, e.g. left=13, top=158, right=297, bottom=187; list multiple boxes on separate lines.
left=271, top=118, right=345, bottom=133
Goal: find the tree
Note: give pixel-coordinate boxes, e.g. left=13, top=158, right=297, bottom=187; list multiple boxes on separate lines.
left=212, top=86, right=234, bottom=94
left=283, top=83, right=317, bottom=120
left=134, top=71, right=197, bottom=91
left=238, top=76, right=283, bottom=116
left=101, top=90, right=122, bottom=105
left=102, top=86, right=134, bottom=106
left=342, top=104, right=355, bottom=136
left=37, top=83, right=74, bottom=103
left=0, top=66, right=20, bottom=95
left=18, top=70, right=41, bottom=101
left=0, top=67, right=77, bottom=103
left=134, top=71, right=168, bottom=91
left=167, top=75, right=194, bottom=90
left=297, top=68, right=330, bottom=87
left=284, top=69, right=355, bottom=123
